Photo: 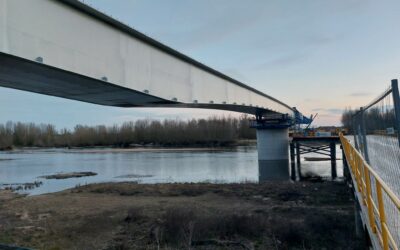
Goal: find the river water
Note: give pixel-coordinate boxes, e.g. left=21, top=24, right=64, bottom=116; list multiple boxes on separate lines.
left=0, top=145, right=343, bottom=195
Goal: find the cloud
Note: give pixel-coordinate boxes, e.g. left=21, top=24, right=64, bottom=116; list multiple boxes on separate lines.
left=154, top=3, right=268, bottom=51
left=254, top=53, right=308, bottom=70
left=311, top=108, right=343, bottom=114
left=349, top=92, right=372, bottom=97
left=250, top=32, right=343, bottom=71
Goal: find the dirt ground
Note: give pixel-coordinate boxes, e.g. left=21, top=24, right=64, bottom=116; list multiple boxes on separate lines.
left=0, top=181, right=363, bottom=250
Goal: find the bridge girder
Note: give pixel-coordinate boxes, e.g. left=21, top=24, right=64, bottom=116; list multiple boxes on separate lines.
left=0, top=0, right=299, bottom=119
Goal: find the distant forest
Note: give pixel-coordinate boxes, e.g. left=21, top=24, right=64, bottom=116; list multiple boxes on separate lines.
left=341, top=108, right=355, bottom=133
left=341, top=107, right=396, bottom=133
left=0, top=116, right=256, bottom=150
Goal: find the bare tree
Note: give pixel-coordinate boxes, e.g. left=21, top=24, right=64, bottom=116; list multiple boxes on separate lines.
left=0, top=116, right=256, bottom=149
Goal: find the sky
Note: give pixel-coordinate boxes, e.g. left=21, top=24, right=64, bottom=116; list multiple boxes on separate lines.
left=1, top=0, right=400, bottom=129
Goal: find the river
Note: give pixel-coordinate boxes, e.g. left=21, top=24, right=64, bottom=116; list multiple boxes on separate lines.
left=0, top=145, right=343, bottom=195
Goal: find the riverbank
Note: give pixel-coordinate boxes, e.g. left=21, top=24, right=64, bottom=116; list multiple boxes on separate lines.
left=0, top=181, right=362, bottom=249
left=0, top=139, right=257, bottom=152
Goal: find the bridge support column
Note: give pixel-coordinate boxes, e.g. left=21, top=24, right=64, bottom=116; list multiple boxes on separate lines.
left=257, top=128, right=290, bottom=181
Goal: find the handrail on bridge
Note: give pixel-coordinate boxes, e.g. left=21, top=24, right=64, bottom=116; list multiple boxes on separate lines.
left=340, top=134, right=400, bottom=250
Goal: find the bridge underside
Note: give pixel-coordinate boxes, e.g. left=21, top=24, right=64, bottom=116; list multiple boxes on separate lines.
left=0, top=52, right=272, bottom=116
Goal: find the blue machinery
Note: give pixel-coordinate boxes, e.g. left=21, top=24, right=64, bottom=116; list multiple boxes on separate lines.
left=252, top=109, right=313, bottom=129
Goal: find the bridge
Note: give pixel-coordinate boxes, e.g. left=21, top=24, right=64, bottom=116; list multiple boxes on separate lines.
left=0, top=1, right=400, bottom=249
left=0, top=0, right=299, bottom=116
left=0, top=0, right=311, bottom=180
left=341, top=80, right=400, bottom=250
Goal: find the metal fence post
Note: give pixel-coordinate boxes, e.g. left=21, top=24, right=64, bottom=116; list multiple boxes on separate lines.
left=391, top=79, right=400, bottom=147
left=356, top=114, right=363, bottom=152
left=360, top=107, right=370, bottom=163
left=353, top=116, right=360, bottom=151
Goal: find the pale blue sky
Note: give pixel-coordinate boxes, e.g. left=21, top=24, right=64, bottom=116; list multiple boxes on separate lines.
left=1, top=0, right=400, bottom=128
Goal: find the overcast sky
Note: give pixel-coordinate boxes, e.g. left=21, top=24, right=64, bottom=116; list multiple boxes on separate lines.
left=1, top=0, right=400, bottom=129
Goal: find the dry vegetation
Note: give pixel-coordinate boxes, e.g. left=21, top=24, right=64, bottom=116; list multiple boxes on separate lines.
left=0, top=181, right=363, bottom=249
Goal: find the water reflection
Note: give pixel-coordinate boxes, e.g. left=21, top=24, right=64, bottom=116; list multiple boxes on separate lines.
left=0, top=145, right=343, bottom=195
left=258, top=159, right=290, bottom=181
left=258, top=144, right=344, bottom=182
left=0, top=146, right=258, bottom=195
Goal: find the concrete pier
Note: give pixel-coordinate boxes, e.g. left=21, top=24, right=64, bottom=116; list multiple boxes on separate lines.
left=257, top=128, right=290, bottom=181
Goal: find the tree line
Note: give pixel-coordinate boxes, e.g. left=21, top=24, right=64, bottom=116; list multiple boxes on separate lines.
left=341, top=107, right=396, bottom=134
left=0, top=116, right=256, bottom=150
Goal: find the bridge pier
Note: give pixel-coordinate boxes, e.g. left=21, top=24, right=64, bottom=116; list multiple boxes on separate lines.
left=252, top=114, right=291, bottom=181
left=289, top=143, right=296, bottom=181
left=257, top=128, right=290, bottom=181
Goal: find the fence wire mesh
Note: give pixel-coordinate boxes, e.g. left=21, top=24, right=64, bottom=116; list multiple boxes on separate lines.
left=352, top=80, right=400, bottom=248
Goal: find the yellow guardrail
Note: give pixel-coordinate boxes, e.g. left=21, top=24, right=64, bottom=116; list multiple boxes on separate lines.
left=340, top=134, right=400, bottom=250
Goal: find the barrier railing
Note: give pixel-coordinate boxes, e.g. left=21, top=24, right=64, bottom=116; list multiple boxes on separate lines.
left=341, top=134, right=400, bottom=250
left=352, top=79, right=400, bottom=163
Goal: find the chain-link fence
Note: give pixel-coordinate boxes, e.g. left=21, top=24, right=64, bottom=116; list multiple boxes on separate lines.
left=353, top=80, right=400, bottom=195
left=352, top=79, right=400, bottom=248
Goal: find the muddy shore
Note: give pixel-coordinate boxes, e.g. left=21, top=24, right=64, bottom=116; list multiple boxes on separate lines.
left=0, top=181, right=362, bottom=249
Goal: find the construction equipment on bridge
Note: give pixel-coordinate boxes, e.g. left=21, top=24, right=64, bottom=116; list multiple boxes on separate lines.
left=294, top=108, right=314, bottom=125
